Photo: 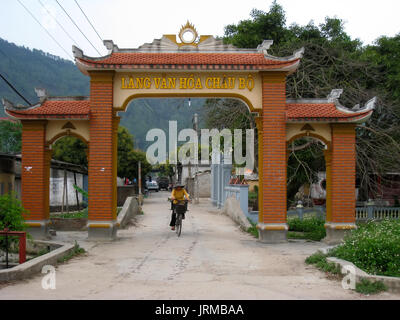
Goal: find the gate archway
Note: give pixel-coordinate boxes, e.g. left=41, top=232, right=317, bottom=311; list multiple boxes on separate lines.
left=3, top=24, right=376, bottom=243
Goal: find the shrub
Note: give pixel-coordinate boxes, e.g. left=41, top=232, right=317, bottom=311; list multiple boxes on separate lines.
left=329, top=219, right=400, bottom=277
left=288, top=217, right=326, bottom=241
left=0, top=193, right=28, bottom=251
left=247, top=219, right=259, bottom=238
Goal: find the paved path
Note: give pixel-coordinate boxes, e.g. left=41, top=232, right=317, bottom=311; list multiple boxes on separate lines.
left=0, top=191, right=399, bottom=299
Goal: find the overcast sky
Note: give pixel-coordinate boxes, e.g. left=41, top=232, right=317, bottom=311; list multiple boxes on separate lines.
left=0, top=0, right=399, bottom=61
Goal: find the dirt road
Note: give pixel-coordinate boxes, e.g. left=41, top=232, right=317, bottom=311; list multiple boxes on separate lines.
left=0, top=191, right=398, bottom=299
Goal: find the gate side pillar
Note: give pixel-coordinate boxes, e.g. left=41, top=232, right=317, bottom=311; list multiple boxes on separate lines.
left=256, top=72, right=288, bottom=243
left=255, top=116, right=264, bottom=222
left=87, top=71, right=118, bottom=240
left=324, top=123, right=357, bottom=244
left=21, top=120, right=51, bottom=239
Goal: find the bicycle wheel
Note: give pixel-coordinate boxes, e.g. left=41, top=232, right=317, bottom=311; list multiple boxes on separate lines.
left=176, top=213, right=182, bottom=237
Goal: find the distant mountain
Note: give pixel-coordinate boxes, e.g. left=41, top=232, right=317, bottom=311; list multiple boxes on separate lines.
left=0, top=38, right=207, bottom=150
left=0, top=37, right=89, bottom=115
left=120, top=98, right=206, bottom=151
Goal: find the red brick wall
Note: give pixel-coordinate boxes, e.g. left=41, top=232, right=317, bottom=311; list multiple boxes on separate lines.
left=21, top=120, right=50, bottom=221
left=261, top=72, right=287, bottom=224
left=331, top=124, right=356, bottom=223
left=88, top=71, right=117, bottom=221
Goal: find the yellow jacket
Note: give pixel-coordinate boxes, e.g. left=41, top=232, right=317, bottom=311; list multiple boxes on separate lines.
left=171, top=188, right=190, bottom=201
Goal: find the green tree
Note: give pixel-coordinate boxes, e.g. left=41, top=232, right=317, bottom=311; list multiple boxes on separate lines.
left=0, top=120, right=22, bottom=154
left=224, top=1, right=290, bottom=48
left=0, top=193, right=27, bottom=251
left=118, top=126, right=135, bottom=179
left=155, top=162, right=175, bottom=181
left=217, top=1, right=400, bottom=202
left=52, top=136, right=88, bottom=167
left=117, top=126, right=152, bottom=180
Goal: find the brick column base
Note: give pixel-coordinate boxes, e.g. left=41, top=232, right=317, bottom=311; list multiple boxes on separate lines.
left=257, top=223, right=288, bottom=243
left=87, top=221, right=119, bottom=240
left=324, top=223, right=356, bottom=244
left=25, top=220, right=51, bottom=240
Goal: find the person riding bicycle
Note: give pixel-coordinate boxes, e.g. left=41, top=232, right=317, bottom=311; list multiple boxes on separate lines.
left=170, top=183, right=190, bottom=231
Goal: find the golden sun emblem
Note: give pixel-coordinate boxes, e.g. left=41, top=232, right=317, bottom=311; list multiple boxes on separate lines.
left=178, top=21, right=199, bottom=44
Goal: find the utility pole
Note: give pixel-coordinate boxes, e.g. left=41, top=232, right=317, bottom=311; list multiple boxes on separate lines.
left=193, top=113, right=199, bottom=204
left=138, top=161, right=142, bottom=195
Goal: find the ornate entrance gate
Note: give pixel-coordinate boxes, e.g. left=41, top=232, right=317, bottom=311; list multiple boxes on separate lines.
left=3, top=24, right=375, bottom=243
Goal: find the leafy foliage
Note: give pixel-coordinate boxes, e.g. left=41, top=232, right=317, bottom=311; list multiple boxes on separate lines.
left=329, top=219, right=400, bottom=277
left=0, top=120, right=21, bottom=154
left=154, top=162, right=175, bottom=180
left=52, top=136, right=88, bottom=167
left=0, top=193, right=27, bottom=231
left=117, top=126, right=152, bottom=180
left=0, top=193, right=28, bottom=251
left=287, top=216, right=326, bottom=241
left=218, top=1, right=400, bottom=203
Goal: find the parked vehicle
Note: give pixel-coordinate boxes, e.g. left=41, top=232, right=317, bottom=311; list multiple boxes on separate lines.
left=157, top=177, right=170, bottom=191
left=146, top=180, right=159, bottom=192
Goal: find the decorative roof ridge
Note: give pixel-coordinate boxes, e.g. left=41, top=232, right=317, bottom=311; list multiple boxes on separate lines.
left=258, top=40, right=304, bottom=62
left=74, top=32, right=302, bottom=63
left=2, top=98, right=39, bottom=112
left=286, top=98, right=332, bottom=104
left=73, top=44, right=112, bottom=61
left=46, top=96, right=89, bottom=101
left=2, top=95, right=90, bottom=119
left=287, top=89, right=377, bottom=115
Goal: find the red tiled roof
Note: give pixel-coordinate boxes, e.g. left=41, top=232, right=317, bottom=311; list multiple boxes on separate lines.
left=77, top=52, right=299, bottom=70
left=6, top=100, right=90, bottom=119
left=286, top=103, right=372, bottom=122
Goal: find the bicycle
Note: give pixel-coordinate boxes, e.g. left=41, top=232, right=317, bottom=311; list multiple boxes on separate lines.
left=168, top=198, right=188, bottom=237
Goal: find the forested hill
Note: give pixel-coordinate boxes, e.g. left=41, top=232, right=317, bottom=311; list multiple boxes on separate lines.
left=0, top=37, right=89, bottom=114
left=0, top=38, right=206, bottom=150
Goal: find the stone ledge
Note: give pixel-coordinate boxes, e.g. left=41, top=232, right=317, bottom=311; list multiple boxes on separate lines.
left=326, top=256, right=400, bottom=293
left=117, top=196, right=140, bottom=229
left=0, top=240, right=75, bottom=282
left=221, top=197, right=251, bottom=231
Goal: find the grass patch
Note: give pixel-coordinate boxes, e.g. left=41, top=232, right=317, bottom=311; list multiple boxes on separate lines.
left=247, top=219, right=259, bottom=238
left=53, top=208, right=88, bottom=219
left=355, top=279, right=387, bottom=295
left=287, top=216, right=326, bottom=241
left=27, top=246, right=51, bottom=261
left=57, top=242, right=85, bottom=263
left=306, top=251, right=388, bottom=295
left=305, top=251, right=341, bottom=275
left=329, top=219, right=400, bottom=278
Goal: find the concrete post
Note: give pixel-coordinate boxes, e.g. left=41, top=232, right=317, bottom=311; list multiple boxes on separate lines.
left=237, top=184, right=249, bottom=216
